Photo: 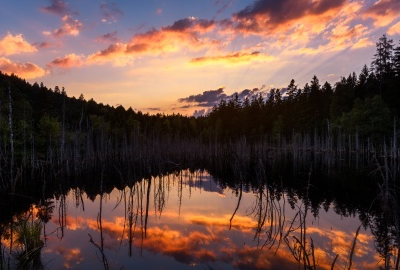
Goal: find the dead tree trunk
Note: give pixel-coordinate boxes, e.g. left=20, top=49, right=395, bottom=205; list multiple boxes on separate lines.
left=8, top=86, right=14, bottom=183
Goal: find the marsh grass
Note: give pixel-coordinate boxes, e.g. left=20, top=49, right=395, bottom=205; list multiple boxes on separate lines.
left=13, top=217, right=43, bottom=270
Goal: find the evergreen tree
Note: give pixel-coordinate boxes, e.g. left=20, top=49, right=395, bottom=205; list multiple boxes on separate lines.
left=371, top=34, right=394, bottom=80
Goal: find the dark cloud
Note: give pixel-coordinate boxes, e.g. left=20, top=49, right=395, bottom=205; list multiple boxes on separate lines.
left=365, top=0, right=400, bottom=15
left=146, top=107, right=161, bottom=111
left=178, top=86, right=271, bottom=114
left=101, top=2, right=124, bottom=22
left=163, top=17, right=215, bottom=32
left=193, top=109, right=207, bottom=118
left=234, top=0, right=346, bottom=33
left=234, top=86, right=269, bottom=100
left=178, top=88, right=227, bottom=107
left=95, top=31, right=120, bottom=43
left=33, top=41, right=56, bottom=49
left=41, top=0, right=69, bottom=16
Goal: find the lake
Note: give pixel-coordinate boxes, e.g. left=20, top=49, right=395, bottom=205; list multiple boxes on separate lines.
left=1, top=161, right=398, bottom=270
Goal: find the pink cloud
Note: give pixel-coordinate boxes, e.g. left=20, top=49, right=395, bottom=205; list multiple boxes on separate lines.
left=0, top=57, right=46, bottom=79
left=0, top=33, right=37, bottom=56
left=87, top=17, right=219, bottom=66
left=47, top=53, right=85, bottom=69
left=43, top=15, right=83, bottom=37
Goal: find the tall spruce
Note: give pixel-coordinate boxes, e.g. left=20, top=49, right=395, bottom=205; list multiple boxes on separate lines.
left=371, top=34, right=394, bottom=80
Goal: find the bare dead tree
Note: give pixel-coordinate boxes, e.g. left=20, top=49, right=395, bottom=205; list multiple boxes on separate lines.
left=8, top=86, right=14, bottom=187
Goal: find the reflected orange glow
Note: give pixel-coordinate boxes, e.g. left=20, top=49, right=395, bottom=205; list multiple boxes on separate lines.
left=50, top=246, right=84, bottom=269
left=140, top=226, right=219, bottom=263
left=0, top=170, right=389, bottom=269
left=189, top=214, right=256, bottom=232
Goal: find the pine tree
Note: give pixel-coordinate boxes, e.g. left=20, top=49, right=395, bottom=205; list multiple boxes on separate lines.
left=371, top=34, right=394, bottom=80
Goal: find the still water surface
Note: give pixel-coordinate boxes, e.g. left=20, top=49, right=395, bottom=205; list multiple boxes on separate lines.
left=1, top=170, right=383, bottom=269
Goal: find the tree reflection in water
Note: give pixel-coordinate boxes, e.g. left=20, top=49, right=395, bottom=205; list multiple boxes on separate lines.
left=0, top=161, right=399, bottom=269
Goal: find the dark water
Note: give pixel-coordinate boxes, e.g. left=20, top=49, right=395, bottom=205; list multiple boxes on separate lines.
left=0, top=163, right=399, bottom=269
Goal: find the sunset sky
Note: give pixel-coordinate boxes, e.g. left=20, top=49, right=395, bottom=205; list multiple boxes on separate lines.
left=1, top=0, right=400, bottom=116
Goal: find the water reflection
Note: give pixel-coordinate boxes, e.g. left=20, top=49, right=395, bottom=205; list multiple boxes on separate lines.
left=0, top=169, right=398, bottom=270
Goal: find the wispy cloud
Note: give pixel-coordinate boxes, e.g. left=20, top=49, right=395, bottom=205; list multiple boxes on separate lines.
left=190, top=51, right=273, bottom=65
left=0, top=33, right=37, bottom=56
left=215, top=0, right=234, bottom=16
left=0, top=57, right=46, bottom=79
left=33, top=41, right=59, bottom=49
left=388, top=21, right=400, bottom=35
left=363, top=0, right=400, bottom=27
left=146, top=107, right=161, bottom=111
left=95, top=31, right=121, bottom=43
left=100, top=2, right=124, bottom=23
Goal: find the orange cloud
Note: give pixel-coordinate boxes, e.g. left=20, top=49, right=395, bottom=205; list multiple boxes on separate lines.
left=52, top=246, right=84, bottom=269
left=189, top=214, right=257, bottom=232
left=363, top=0, right=400, bottom=27
left=388, top=21, right=400, bottom=35
left=0, top=33, right=37, bottom=56
left=48, top=53, right=85, bottom=69
left=138, top=226, right=219, bottom=264
left=352, top=37, right=374, bottom=49
left=43, top=15, right=83, bottom=37
left=87, top=17, right=219, bottom=66
left=328, top=23, right=370, bottom=50
left=0, top=57, right=46, bottom=79
left=86, top=43, right=131, bottom=66
left=190, top=51, right=273, bottom=65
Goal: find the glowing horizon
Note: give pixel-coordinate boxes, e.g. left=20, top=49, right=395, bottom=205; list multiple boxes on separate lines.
left=1, top=0, right=399, bottom=115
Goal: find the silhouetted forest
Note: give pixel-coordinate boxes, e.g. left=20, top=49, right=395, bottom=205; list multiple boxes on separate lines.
left=0, top=34, right=400, bottom=191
